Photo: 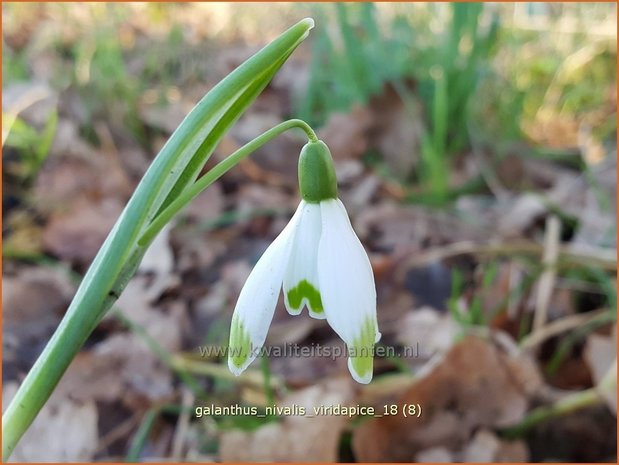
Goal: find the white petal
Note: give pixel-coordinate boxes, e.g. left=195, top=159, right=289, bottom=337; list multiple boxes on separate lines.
left=283, top=201, right=326, bottom=319
left=228, top=204, right=302, bottom=375
left=317, top=199, right=380, bottom=384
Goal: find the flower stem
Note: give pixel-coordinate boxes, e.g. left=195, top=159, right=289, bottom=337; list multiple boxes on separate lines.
left=138, top=119, right=316, bottom=246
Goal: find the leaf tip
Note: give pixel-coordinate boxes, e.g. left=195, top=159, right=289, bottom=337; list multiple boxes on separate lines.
left=300, top=17, right=315, bottom=34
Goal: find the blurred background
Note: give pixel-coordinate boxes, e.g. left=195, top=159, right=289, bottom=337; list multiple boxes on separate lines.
left=2, top=2, right=617, bottom=462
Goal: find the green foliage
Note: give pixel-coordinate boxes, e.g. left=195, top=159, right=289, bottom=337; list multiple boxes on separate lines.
left=70, top=9, right=143, bottom=143
left=298, top=3, right=405, bottom=126
left=545, top=310, right=615, bottom=376
left=563, top=266, right=617, bottom=320
left=2, top=45, right=30, bottom=84
left=447, top=267, right=488, bottom=327
left=139, top=23, right=211, bottom=94
left=447, top=257, right=617, bottom=374
left=422, top=3, right=498, bottom=153
left=448, top=260, right=536, bottom=329
left=3, top=111, right=58, bottom=181
left=126, top=404, right=190, bottom=462
left=403, top=3, right=499, bottom=202
left=475, top=19, right=617, bottom=150
left=299, top=3, right=499, bottom=203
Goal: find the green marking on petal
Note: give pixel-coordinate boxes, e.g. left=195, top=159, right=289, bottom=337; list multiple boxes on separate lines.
left=286, top=279, right=324, bottom=314
left=229, top=314, right=251, bottom=369
left=349, top=315, right=377, bottom=379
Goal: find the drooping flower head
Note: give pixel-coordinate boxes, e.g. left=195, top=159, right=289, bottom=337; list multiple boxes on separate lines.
left=228, top=140, right=380, bottom=383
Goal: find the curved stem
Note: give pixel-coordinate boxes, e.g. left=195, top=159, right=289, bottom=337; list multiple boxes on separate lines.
left=500, top=388, right=601, bottom=438
left=139, top=119, right=317, bottom=246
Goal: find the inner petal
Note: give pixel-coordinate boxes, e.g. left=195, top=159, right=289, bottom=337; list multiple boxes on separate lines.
left=283, top=202, right=325, bottom=319
left=286, top=279, right=324, bottom=315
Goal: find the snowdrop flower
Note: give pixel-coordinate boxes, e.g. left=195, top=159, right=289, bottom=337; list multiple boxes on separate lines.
left=228, top=140, right=380, bottom=383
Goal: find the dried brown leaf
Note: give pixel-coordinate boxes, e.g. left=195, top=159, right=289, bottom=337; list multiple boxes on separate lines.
left=318, top=105, right=373, bottom=160
left=219, top=378, right=355, bottom=462
left=353, top=336, right=538, bottom=462
left=42, top=197, right=124, bottom=266
left=3, top=382, right=98, bottom=462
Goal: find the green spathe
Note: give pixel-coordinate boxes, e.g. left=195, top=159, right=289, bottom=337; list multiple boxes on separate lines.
left=286, top=279, right=324, bottom=314
left=298, top=140, right=338, bottom=202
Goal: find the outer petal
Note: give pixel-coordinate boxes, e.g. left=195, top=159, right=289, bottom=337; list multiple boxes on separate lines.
left=283, top=201, right=326, bottom=319
left=317, top=199, right=381, bottom=384
left=228, top=204, right=302, bottom=375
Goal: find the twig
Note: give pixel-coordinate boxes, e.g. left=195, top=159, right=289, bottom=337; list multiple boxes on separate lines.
left=501, top=388, right=601, bottom=438
left=533, top=215, right=561, bottom=332
left=2, top=85, right=53, bottom=145
left=520, top=308, right=611, bottom=351
left=506, top=261, right=525, bottom=319
left=555, top=277, right=609, bottom=294
left=171, top=354, right=284, bottom=390
left=170, top=387, right=194, bottom=460
left=403, top=241, right=616, bottom=272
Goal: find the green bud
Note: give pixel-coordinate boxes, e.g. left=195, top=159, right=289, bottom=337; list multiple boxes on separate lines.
left=298, top=140, right=338, bottom=203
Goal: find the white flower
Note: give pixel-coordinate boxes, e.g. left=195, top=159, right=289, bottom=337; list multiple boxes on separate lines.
left=228, top=141, right=380, bottom=383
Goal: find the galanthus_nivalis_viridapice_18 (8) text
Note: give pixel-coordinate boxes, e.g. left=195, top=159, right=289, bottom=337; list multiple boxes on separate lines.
left=228, top=140, right=380, bottom=383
